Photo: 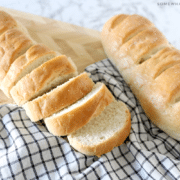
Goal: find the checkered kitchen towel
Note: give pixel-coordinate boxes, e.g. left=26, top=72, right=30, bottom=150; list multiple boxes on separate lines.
left=1, top=59, right=180, bottom=180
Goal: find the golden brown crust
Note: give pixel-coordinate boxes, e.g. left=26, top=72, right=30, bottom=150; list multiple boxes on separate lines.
left=101, top=14, right=129, bottom=54
left=1, top=44, right=56, bottom=97
left=68, top=103, right=131, bottom=157
left=24, top=72, right=94, bottom=122
left=103, top=14, right=153, bottom=49
left=102, top=14, right=169, bottom=70
left=24, top=43, right=56, bottom=62
left=136, top=47, right=180, bottom=79
left=0, top=11, right=17, bottom=35
left=45, top=84, right=114, bottom=136
left=134, top=83, right=180, bottom=140
left=10, top=55, right=77, bottom=105
left=0, top=28, right=33, bottom=82
left=101, top=14, right=180, bottom=140
left=118, top=27, right=169, bottom=68
left=155, top=64, right=180, bottom=104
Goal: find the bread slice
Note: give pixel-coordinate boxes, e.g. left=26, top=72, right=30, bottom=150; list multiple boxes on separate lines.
left=1, top=44, right=56, bottom=98
left=10, top=55, right=77, bottom=105
left=44, top=82, right=114, bottom=136
left=0, top=28, right=33, bottom=82
left=23, top=72, right=94, bottom=122
left=67, top=100, right=131, bottom=157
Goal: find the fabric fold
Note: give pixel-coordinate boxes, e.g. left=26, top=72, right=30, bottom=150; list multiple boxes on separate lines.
left=0, top=59, right=180, bottom=180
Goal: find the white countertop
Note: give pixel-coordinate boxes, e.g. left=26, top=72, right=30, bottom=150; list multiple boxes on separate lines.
left=1, top=0, right=180, bottom=48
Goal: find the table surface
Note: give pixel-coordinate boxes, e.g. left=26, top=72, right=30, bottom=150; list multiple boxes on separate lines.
left=1, top=0, right=180, bottom=49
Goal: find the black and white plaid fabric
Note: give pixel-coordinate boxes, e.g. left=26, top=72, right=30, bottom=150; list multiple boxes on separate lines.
left=1, top=58, right=180, bottom=180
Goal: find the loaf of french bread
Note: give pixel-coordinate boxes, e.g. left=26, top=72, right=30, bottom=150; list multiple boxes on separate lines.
left=101, top=14, right=180, bottom=140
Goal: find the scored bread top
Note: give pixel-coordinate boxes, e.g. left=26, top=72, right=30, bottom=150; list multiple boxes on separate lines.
left=102, top=14, right=154, bottom=51
left=137, top=47, right=180, bottom=79
left=10, top=55, right=77, bottom=105
left=44, top=82, right=114, bottom=136
left=101, top=14, right=180, bottom=140
left=0, top=28, right=33, bottom=82
left=23, top=72, right=94, bottom=122
left=0, top=11, right=17, bottom=35
left=117, top=27, right=169, bottom=69
left=101, top=14, right=169, bottom=71
left=1, top=44, right=56, bottom=98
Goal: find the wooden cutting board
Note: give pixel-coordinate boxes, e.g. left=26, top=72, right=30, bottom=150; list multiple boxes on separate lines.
left=0, top=6, right=107, bottom=105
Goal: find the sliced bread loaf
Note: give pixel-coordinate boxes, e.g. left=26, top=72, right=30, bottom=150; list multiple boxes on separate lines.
left=1, top=44, right=56, bottom=97
left=68, top=100, right=131, bottom=157
left=10, top=55, right=77, bottom=105
left=0, top=28, right=33, bottom=82
left=23, top=72, right=94, bottom=122
left=44, top=82, right=114, bottom=136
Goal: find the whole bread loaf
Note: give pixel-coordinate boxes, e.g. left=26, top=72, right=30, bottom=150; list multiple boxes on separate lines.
left=101, top=14, right=180, bottom=140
